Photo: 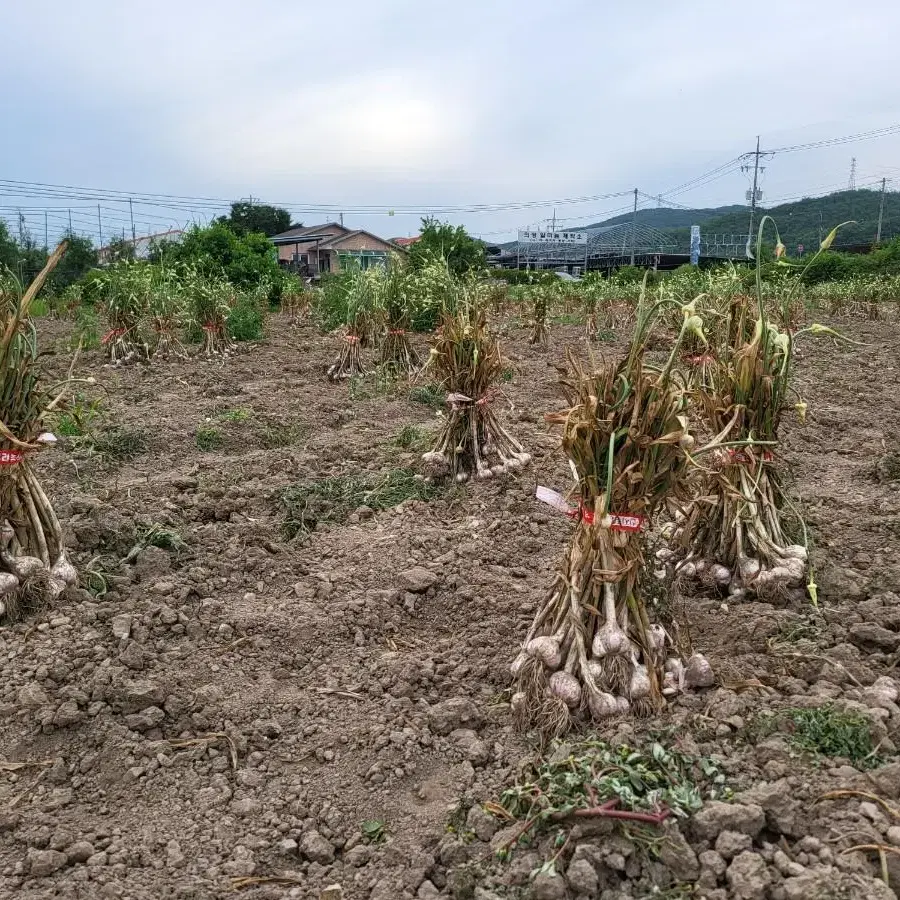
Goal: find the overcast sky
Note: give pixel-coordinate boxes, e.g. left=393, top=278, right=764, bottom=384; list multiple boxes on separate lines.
left=2, top=0, right=899, bottom=245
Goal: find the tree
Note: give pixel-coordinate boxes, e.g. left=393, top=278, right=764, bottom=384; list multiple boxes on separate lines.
left=49, top=232, right=98, bottom=290
left=218, top=202, right=293, bottom=237
left=150, top=222, right=287, bottom=300
left=408, top=217, right=486, bottom=276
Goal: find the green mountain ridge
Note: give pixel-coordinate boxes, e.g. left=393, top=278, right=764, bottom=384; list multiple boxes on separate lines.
left=584, top=189, right=900, bottom=251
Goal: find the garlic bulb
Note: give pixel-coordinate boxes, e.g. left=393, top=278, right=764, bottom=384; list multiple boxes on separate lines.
left=738, top=556, right=761, bottom=582
left=781, top=545, right=808, bottom=561
left=648, top=624, right=668, bottom=653
left=588, top=691, right=618, bottom=719
left=614, top=695, right=631, bottom=715
left=511, top=692, right=527, bottom=716
left=592, top=620, right=628, bottom=657
left=2, top=555, right=44, bottom=580
left=710, top=564, right=731, bottom=586
left=549, top=671, right=582, bottom=708
left=585, top=659, right=606, bottom=687
left=526, top=636, right=562, bottom=670
left=629, top=664, right=651, bottom=699
left=662, top=671, right=679, bottom=697
left=0, top=572, right=18, bottom=596
left=684, top=653, right=714, bottom=689
left=677, top=561, right=697, bottom=578
left=51, top=553, right=77, bottom=586
left=510, top=652, right=528, bottom=677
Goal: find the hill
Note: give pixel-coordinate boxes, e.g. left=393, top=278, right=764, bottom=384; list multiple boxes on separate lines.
left=584, top=205, right=746, bottom=230
left=584, top=189, right=900, bottom=251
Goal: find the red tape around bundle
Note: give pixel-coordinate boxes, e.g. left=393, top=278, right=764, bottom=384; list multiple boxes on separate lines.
left=565, top=503, right=644, bottom=532
left=344, top=334, right=360, bottom=344
left=728, top=447, right=774, bottom=464
left=0, top=449, right=24, bottom=465
left=101, top=327, right=126, bottom=345
left=202, top=322, right=220, bottom=333
left=387, top=329, right=406, bottom=336
left=683, top=353, right=716, bottom=365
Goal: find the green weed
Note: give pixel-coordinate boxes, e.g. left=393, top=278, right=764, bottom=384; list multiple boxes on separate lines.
left=394, top=424, right=430, bottom=452
left=753, top=705, right=882, bottom=768
left=72, top=425, right=148, bottom=462
left=196, top=426, right=223, bottom=451
left=493, top=737, right=728, bottom=861
left=123, top=524, right=187, bottom=563
left=361, top=820, right=387, bottom=845
left=227, top=293, right=265, bottom=342
left=55, top=393, right=103, bottom=437
left=408, top=383, right=444, bottom=409
left=71, top=306, right=101, bottom=351
left=281, top=468, right=440, bottom=539
left=217, top=407, right=253, bottom=424
left=255, top=421, right=305, bottom=449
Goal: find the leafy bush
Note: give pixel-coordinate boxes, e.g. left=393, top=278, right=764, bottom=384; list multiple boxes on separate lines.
left=227, top=291, right=265, bottom=341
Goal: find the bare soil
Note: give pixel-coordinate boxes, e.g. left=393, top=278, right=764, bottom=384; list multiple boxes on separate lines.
left=1, top=312, right=899, bottom=900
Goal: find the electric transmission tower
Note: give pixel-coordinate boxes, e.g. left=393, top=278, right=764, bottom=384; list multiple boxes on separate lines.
left=848, top=157, right=857, bottom=191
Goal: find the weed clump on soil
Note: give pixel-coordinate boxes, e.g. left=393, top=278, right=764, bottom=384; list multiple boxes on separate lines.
left=281, top=469, right=440, bottom=539
left=196, top=426, right=223, bottom=452
left=490, top=737, right=728, bottom=860
left=409, top=383, right=444, bottom=409
left=394, top=425, right=430, bottom=452
left=754, top=705, right=883, bottom=768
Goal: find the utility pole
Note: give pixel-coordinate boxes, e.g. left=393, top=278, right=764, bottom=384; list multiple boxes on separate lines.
left=629, top=188, right=638, bottom=266
left=876, top=177, right=887, bottom=245
left=97, top=205, right=103, bottom=248
left=129, top=198, right=136, bottom=242
left=339, top=212, right=344, bottom=227
left=68, top=209, right=72, bottom=233
left=44, top=211, right=48, bottom=250
left=742, top=136, right=764, bottom=258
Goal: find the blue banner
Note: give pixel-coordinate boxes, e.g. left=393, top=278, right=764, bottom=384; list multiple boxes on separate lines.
left=690, top=226, right=700, bottom=266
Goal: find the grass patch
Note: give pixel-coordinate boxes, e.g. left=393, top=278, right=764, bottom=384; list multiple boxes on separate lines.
left=549, top=312, right=585, bottom=326
left=123, top=524, right=187, bottom=563
left=254, top=421, right=305, bottom=449
left=753, top=705, right=882, bottom=768
left=71, top=424, right=148, bottom=462
left=217, top=407, right=253, bottom=424
left=408, top=383, right=444, bottom=409
left=394, top=424, right=430, bottom=452
left=281, top=468, right=440, bottom=539
left=54, top=393, right=103, bottom=437
left=227, top=294, right=265, bottom=342
left=71, top=306, right=101, bottom=351
left=196, top=426, right=223, bottom=451
left=492, top=737, right=728, bottom=862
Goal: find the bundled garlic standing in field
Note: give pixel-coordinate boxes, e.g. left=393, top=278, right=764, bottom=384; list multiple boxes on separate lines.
left=148, top=268, right=188, bottom=358
left=528, top=289, right=549, bottom=350
left=422, top=305, right=530, bottom=482
left=95, top=261, right=152, bottom=365
left=184, top=267, right=233, bottom=358
left=377, top=258, right=420, bottom=377
left=513, top=305, right=709, bottom=736
left=675, top=218, right=847, bottom=602
left=0, top=244, right=78, bottom=621
left=326, top=268, right=377, bottom=382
